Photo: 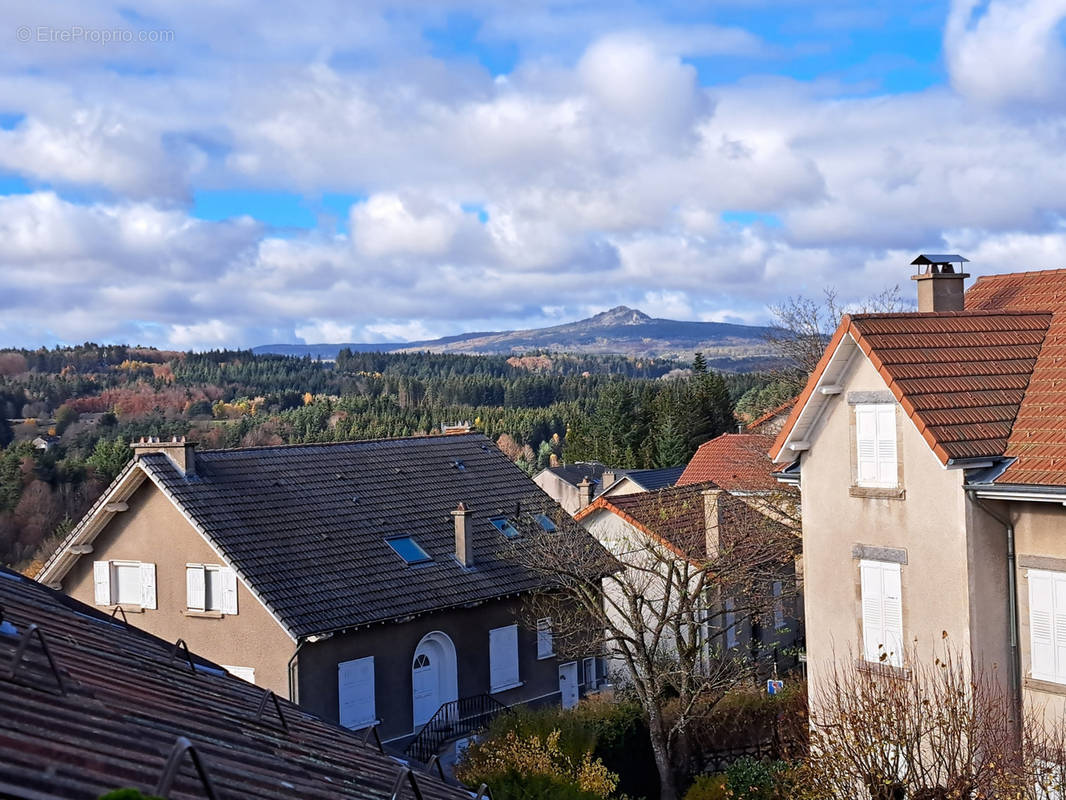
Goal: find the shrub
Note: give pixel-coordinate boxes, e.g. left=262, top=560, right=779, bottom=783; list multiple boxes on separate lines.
left=684, top=774, right=728, bottom=800
left=455, top=729, right=618, bottom=800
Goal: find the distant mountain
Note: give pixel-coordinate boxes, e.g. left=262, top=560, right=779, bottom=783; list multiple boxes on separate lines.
left=253, top=306, right=784, bottom=369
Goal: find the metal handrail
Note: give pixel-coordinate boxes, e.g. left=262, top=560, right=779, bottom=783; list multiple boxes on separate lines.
left=404, top=694, right=508, bottom=765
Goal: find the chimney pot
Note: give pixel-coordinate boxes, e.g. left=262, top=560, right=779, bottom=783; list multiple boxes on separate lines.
left=452, top=502, right=475, bottom=567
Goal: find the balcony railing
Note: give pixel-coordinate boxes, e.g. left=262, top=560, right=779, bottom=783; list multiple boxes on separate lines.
left=404, top=694, right=508, bottom=765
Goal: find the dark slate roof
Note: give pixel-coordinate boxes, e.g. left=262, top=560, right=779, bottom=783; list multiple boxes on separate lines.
left=622, top=466, right=684, bottom=490
left=545, top=462, right=611, bottom=487
left=0, top=568, right=470, bottom=800
left=140, top=433, right=600, bottom=638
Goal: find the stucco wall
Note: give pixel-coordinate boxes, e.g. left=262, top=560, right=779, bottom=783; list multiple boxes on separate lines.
left=800, top=350, right=991, bottom=695
left=534, top=472, right=582, bottom=515
left=297, top=596, right=575, bottom=742
left=1012, top=503, right=1066, bottom=725
left=63, top=478, right=295, bottom=695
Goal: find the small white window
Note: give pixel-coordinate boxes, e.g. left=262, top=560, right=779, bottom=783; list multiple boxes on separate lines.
left=537, top=618, right=554, bottom=659
left=489, top=624, right=521, bottom=692
left=724, top=598, right=738, bottom=648
left=860, top=559, right=903, bottom=667
left=1028, top=569, right=1066, bottom=684
left=187, top=564, right=238, bottom=614
left=773, top=581, right=786, bottom=630
left=92, top=560, right=156, bottom=609
left=855, top=403, right=898, bottom=487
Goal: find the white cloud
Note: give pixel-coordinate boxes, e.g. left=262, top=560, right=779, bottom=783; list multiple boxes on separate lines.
left=946, top=0, right=1066, bottom=108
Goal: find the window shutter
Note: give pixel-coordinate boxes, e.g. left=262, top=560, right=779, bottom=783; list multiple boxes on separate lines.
left=93, top=561, right=111, bottom=606
left=186, top=565, right=206, bottom=611
left=537, top=618, right=553, bottom=658
left=338, top=656, right=375, bottom=728
left=861, top=560, right=885, bottom=662
left=875, top=405, right=897, bottom=485
left=220, top=568, right=238, bottom=615
left=724, top=598, right=737, bottom=648
left=140, top=563, right=157, bottom=610
left=489, top=624, right=520, bottom=691
left=855, top=406, right=878, bottom=484
left=881, top=562, right=903, bottom=667
left=1030, top=571, right=1055, bottom=681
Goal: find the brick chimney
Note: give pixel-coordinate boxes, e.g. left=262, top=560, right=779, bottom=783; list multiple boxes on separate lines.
left=577, top=477, right=594, bottom=510
left=910, top=254, right=970, bottom=312
left=702, top=487, right=723, bottom=559
left=131, top=435, right=197, bottom=477
left=452, top=502, right=475, bottom=567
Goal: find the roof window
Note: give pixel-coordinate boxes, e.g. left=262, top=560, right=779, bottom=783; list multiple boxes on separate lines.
left=386, top=537, right=432, bottom=564
left=490, top=518, right=520, bottom=539
left=532, top=513, right=557, bottom=533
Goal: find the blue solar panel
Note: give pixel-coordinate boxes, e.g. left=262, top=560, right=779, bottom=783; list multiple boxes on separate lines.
left=385, top=537, right=432, bottom=564
left=490, top=518, right=520, bottom=539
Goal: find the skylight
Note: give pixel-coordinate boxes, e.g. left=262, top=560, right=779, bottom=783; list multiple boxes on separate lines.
left=533, top=513, right=557, bottom=533
left=386, top=536, right=432, bottom=564
left=490, top=517, right=520, bottom=539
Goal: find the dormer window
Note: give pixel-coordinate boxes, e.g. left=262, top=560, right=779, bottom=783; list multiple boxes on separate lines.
left=386, top=536, right=432, bottom=564
left=490, top=517, right=520, bottom=539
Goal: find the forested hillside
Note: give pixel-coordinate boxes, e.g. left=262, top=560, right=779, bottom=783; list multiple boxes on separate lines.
left=0, top=345, right=789, bottom=571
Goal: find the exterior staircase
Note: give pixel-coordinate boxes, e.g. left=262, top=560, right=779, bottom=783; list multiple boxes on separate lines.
left=404, top=694, right=508, bottom=766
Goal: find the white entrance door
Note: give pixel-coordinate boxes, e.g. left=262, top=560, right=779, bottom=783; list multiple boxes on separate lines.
left=559, top=661, right=579, bottom=709
left=412, top=652, right=439, bottom=726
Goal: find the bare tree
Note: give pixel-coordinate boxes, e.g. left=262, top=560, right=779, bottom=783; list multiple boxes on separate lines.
left=519, top=485, right=800, bottom=800
left=802, top=641, right=1032, bottom=800
left=767, top=286, right=907, bottom=376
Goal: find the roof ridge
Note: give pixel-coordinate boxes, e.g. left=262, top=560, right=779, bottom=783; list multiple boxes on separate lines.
left=972, top=268, right=1066, bottom=282
left=197, top=431, right=485, bottom=455
left=849, top=310, right=1053, bottom=319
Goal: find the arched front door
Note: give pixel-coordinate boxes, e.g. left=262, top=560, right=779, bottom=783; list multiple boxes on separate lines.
left=412, top=631, right=458, bottom=728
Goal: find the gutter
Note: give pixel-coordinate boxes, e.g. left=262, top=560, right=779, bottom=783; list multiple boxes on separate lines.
left=966, top=490, right=1022, bottom=733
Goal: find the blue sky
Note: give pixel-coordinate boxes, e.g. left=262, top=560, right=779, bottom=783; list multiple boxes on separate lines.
left=1, top=0, right=1066, bottom=349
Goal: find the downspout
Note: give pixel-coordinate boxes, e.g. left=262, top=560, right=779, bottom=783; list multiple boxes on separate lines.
left=287, top=639, right=305, bottom=703
left=967, top=490, right=1021, bottom=730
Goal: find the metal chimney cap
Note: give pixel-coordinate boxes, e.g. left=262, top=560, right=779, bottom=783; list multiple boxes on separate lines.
left=911, top=254, right=970, bottom=266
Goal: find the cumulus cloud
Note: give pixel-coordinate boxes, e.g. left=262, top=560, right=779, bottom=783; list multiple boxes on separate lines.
left=2, top=2, right=1066, bottom=350
left=945, top=0, right=1066, bottom=108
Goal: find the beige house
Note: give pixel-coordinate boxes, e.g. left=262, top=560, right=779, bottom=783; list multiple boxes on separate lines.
left=35, top=433, right=609, bottom=748
left=772, top=255, right=1066, bottom=726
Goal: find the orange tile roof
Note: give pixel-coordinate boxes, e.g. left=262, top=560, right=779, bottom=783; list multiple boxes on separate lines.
left=967, top=271, right=1066, bottom=485
left=678, top=433, right=778, bottom=490
left=771, top=310, right=1052, bottom=465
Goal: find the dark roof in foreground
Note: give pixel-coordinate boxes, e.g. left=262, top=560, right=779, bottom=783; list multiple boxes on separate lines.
left=0, top=567, right=470, bottom=800
left=46, top=433, right=604, bottom=638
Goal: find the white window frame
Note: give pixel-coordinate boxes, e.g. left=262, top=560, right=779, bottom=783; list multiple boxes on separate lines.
left=1028, top=569, right=1066, bottom=684
left=222, top=665, right=256, bottom=684
left=772, top=580, right=786, bottom=630
left=860, top=559, right=904, bottom=668
left=489, top=624, right=521, bottom=693
left=93, top=559, right=156, bottom=609
left=186, top=563, right=238, bottom=615
left=536, top=617, right=555, bottom=659
left=724, top=598, right=738, bottom=649
left=855, top=403, right=898, bottom=488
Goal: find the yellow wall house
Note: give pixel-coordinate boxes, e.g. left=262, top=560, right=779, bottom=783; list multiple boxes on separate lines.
left=772, top=255, right=1066, bottom=729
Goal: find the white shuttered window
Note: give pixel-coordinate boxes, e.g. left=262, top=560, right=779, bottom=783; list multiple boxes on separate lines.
left=860, top=560, right=903, bottom=667
left=92, top=560, right=156, bottom=609
left=489, top=624, right=521, bottom=692
left=186, top=564, right=238, bottom=614
left=338, top=656, right=376, bottom=728
left=1028, top=570, right=1066, bottom=684
left=855, top=404, right=898, bottom=487
left=537, top=618, right=554, bottom=659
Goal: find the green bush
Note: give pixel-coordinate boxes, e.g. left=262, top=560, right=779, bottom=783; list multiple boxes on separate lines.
left=684, top=774, right=728, bottom=800
left=483, top=771, right=605, bottom=800
left=99, top=790, right=163, bottom=800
